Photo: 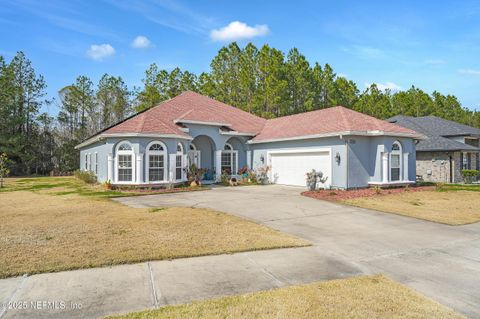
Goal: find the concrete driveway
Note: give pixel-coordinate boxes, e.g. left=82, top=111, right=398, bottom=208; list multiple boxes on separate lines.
left=116, top=185, right=480, bottom=318
left=1, top=185, right=479, bottom=318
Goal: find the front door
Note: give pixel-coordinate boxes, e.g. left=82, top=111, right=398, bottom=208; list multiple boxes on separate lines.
left=187, top=150, right=201, bottom=168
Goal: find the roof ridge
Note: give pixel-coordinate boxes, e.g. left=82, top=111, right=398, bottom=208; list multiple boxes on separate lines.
left=337, top=106, right=352, bottom=131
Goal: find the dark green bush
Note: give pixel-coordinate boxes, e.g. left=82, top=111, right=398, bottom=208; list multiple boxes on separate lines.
left=74, top=170, right=97, bottom=184
left=461, top=170, right=480, bottom=184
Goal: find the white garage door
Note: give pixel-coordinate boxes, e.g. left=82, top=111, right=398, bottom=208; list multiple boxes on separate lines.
left=270, top=151, right=331, bottom=187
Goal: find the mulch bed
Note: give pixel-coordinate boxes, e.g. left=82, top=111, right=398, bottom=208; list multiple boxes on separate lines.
left=302, top=186, right=435, bottom=202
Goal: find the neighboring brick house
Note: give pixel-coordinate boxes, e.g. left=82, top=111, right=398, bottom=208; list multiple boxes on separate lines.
left=388, top=115, right=480, bottom=183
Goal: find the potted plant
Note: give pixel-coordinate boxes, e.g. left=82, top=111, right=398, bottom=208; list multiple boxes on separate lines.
left=187, top=164, right=206, bottom=187
left=104, top=180, right=113, bottom=190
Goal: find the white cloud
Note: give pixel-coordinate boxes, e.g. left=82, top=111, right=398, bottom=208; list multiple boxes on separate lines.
left=458, top=68, right=480, bottom=75
left=210, top=21, right=269, bottom=42
left=365, top=82, right=402, bottom=92
left=86, top=44, right=115, bottom=61
left=131, top=35, right=152, bottom=48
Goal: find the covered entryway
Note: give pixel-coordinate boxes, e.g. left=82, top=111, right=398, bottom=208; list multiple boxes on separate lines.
left=270, top=150, right=331, bottom=187
left=188, top=135, right=216, bottom=182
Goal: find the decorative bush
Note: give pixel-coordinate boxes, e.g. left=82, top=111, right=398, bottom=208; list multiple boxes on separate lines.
left=305, top=169, right=328, bottom=191
left=237, top=166, right=249, bottom=175
left=256, top=166, right=271, bottom=185
left=186, top=163, right=206, bottom=183
left=74, top=169, right=97, bottom=184
left=461, top=169, right=480, bottom=184
left=221, top=170, right=230, bottom=185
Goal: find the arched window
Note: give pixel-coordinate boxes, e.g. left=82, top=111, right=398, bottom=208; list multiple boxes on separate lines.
left=118, top=143, right=132, bottom=151
left=189, top=143, right=197, bottom=151
left=176, top=143, right=184, bottom=180
left=221, top=143, right=238, bottom=174
left=146, top=141, right=167, bottom=182
left=115, top=141, right=135, bottom=183
left=390, top=141, right=402, bottom=181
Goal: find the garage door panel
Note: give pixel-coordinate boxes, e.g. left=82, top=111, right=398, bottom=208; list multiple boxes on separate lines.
left=271, top=151, right=331, bottom=187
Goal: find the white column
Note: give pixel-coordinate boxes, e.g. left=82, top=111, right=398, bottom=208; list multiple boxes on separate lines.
left=169, top=154, right=176, bottom=182
left=182, top=154, right=187, bottom=181
left=136, top=153, right=143, bottom=184
left=246, top=150, right=252, bottom=169
left=403, top=153, right=409, bottom=181
left=382, top=152, right=389, bottom=183
left=215, top=150, right=222, bottom=182
left=107, top=153, right=114, bottom=182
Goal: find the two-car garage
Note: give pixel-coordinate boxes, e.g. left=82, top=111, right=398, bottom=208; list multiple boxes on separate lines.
left=269, top=149, right=332, bottom=187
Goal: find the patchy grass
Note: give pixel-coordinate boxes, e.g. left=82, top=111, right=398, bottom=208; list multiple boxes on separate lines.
left=0, top=179, right=308, bottom=279
left=107, top=275, right=464, bottom=319
left=0, top=176, right=210, bottom=197
left=439, top=183, right=480, bottom=192
left=345, top=190, right=480, bottom=225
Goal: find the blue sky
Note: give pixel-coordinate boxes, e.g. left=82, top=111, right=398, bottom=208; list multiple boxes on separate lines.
left=1, top=0, right=480, bottom=115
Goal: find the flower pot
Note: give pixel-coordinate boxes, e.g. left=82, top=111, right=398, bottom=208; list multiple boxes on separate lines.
left=190, top=181, right=199, bottom=187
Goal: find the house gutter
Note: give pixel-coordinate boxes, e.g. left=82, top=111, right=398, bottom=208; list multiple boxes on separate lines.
left=75, top=133, right=193, bottom=149
left=248, top=130, right=426, bottom=145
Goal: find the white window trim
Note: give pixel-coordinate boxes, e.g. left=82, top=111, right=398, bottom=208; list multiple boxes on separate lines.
left=114, top=141, right=136, bottom=184
left=389, top=141, right=402, bottom=182
left=94, top=152, right=98, bottom=175
left=221, top=143, right=238, bottom=175
left=146, top=141, right=168, bottom=183
left=175, top=143, right=185, bottom=181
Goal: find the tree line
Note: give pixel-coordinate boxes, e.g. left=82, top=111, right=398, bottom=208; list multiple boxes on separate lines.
left=0, top=43, right=479, bottom=175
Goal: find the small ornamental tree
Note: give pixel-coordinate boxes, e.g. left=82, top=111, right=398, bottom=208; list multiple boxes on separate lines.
left=0, top=153, right=11, bottom=188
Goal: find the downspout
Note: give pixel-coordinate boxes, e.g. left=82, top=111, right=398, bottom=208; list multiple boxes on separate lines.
left=346, top=138, right=349, bottom=189
left=340, top=135, right=349, bottom=190
left=449, top=154, right=453, bottom=183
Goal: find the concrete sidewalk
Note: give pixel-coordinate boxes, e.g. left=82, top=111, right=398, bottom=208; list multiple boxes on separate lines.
left=0, top=246, right=362, bottom=319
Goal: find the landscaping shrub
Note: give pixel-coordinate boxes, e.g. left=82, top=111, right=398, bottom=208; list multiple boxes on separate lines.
left=461, top=169, right=480, bottom=184
left=74, top=170, right=97, bottom=184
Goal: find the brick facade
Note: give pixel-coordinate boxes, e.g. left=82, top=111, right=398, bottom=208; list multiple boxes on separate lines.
left=417, top=151, right=479, bottom=183
left=416, top=152, right=453, bottom=183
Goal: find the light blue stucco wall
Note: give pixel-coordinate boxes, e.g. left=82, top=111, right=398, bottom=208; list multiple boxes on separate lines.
left=79, top=124, right=416, bottom=188
left=80, top=137, right=183, bottom=183
left=348, top=136, right=416, bottom=188
left=185, top=123, right=248, bottom=170
left=79, top=123, right=250, bottom=183
left=79, top=141, right=109, bottom=182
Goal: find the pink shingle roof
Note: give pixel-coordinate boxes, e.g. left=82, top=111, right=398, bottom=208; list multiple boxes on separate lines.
left=252, top=106, right=418, bottom=142
left=103, top=91, right=419, bottom=142
left=104, top=91, right=266, bottom=136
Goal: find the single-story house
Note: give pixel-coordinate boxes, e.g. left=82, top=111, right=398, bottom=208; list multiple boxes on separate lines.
left=76, top=91, right=423, bottom=189
left=388, top=115, right=480, bottom=183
